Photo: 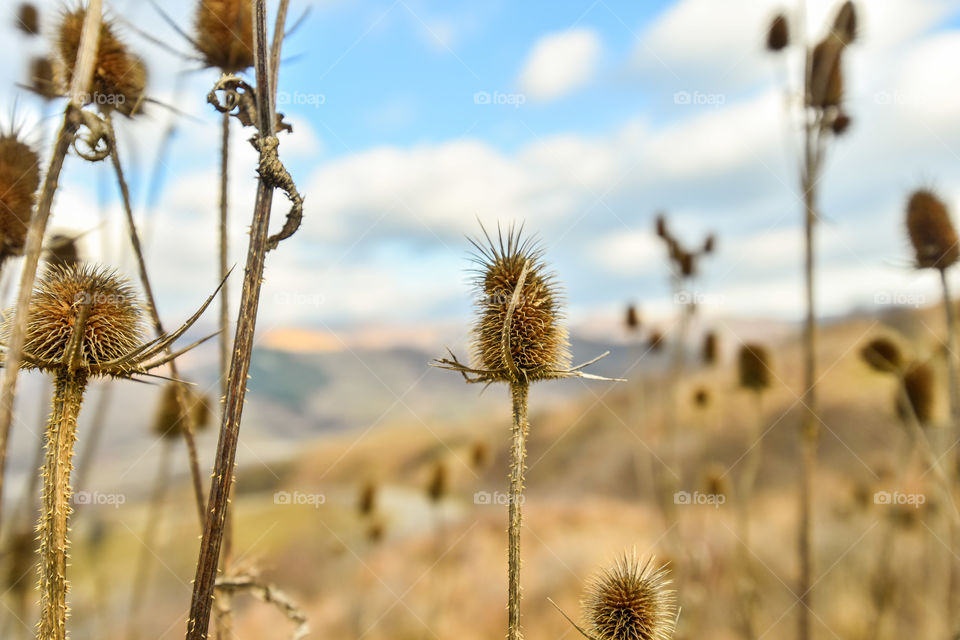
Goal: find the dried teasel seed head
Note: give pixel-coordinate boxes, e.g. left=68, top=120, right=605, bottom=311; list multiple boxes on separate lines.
left=808, top=36, right=844, bottom=109
left=0, top=132, right=40, bottom=263
left=10, top=264, right=145, bottom=372
left=27, top=56, right=59, bottom=101
left=906, top=189, right=959, bottom=270
left=767, top=13, right=789, bottom=52
left=470, top=441, right=489, bottom=469
left=191, top=393, right=213, bottom=431
left=16, top=3, right=40, bottom=36
left=692, top=386, right=710, bottom=409
left=833, top=1, right=857, bottom=44
left=194, top=0, right=255, bottom=72
left=896, top=361, right=935, bottom=425
left=702, top=331, right=718, bottom=365
left=45, top=233, right=81, bottom=268
left=357, top=482, right=377, bottom=517
left=625, top=304, right=640, bottom=332
left=57, top=9, right=148, bottom=116
left=860, top=337, right=903, bottom=374
left=583, top=552, right=677, bottom=640
left=152, top=384, right=210, bottom=439
left=648, top=330, right=664, bottom=353
left=738, top=343, right=771, bottom=392
left=831, top=111, right=852, bottom=136
left=471, top=226, right=570, bottom=381
left=426, top=462, right=447, bottom=504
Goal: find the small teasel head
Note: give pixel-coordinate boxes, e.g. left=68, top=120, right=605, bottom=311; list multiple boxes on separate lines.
left=896, top=361, right=935, bottom=425
left=426, top=462, right=447, bottom=504
left=194, top=0, right=255, bottom=72
left=583, top=551, right=677, bottom=640
left=808, top=36, right=844, bottom=109
left=470, top=225, right=570, bottom=382
left=738, top=343, right=771, bottom=392
left=153, top=384, right=212, bottom=439
left=191, top=393, right=213, bottom=431
left=692, top=386, right=710, bottom=409
left=0, top=130, right=40, bottom=264
left=906, top=189, right=958, bottom=270
left=766, top=13, right=789, bottom=52
left=470, top=441, right=489, bottom=470
left=648, top=330, right=664, bottom=353
left=625, top=304, right=640, bottom=332
left=10, top=264, right=145, bottom=373
left=357, top=482, right=377, bottom=517
left=702, top=464, right=727, bottom=497
left=45, top=233, right=82, bottom=268
left=860, top=337, right=903, bottom=374
left=57, top=8, right=148, bottom=116
left=16, top=3, right=40, bottom=36
left=27, top=56, right=59, bottom=101
left=702, top=331, right=718, bottom=365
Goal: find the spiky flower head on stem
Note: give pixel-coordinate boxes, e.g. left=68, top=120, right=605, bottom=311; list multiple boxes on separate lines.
left=906, top=189, right=958, bottom=270
left=860, top=337, right=903, bottom=374
left=702, top=331, right=718, bottom=365
left=767, top=13, right=789, bottom=51
left=0, top=131, right=40, bottom=263
left=896, top=361, right=935, bottom=425
left=153, top=383, right=212, bottom=440
left=194, top=0, right=255, bottom=72
left=738, top=343, right=772, bottom=392
left=583, top=552, right=677, bottom=640
left=16, top=3, right=40, bottom=36
left=27, top=56, right=58, bottom=101
left=625, top=304, right=640, bottom=332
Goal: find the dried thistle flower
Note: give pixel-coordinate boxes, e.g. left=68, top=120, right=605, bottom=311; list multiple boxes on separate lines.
left=833, top=1, right=857, bottom=43
left=906, top=189, right=958, bottom=270
left=860, top=337, right=903, bottom=374
left=57, top=9, right=147, bottom=116
left=0, top=131, right=40, bottom=265
left=738, top=344, right=771, bottom=392
left=27, top=56, right=59, bottom=101
left=808, top=36, right=844, bottom=109
left=357, top=482, right=377, bottom=517
left=426, top=462, right=447, bottom=504
left=194, top=0, right=255, bottom=72
left=897, top=361, right=935, bottom=425
left=767, top=13, right=789, bottom=52
left=625, top=304, right=640, bottom=332
left=16, top=3, right=40, bottom=35
left=583, top=552, right=677, bottom=640
left=153, top=383, right=211, bottom=440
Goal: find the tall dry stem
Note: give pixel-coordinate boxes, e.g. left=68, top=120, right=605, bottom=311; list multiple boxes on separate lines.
left=507, top=381, right=529, bottom=640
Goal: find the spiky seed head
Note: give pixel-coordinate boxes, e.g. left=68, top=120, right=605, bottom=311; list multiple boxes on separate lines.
left=27, top=56, right=58, bottom=101
left=152, top=384, right=209, bottom=439
left=16, top=3, right=40, bottom=35
left=57, top=9, right=148, bottom=116
left=766, top=13, right=789, bottom=51
left=648, top=331, right=664, bottom=353
left=46, top=233, right=81, bottom=268
left=896, top=361, right=935, bottom=425
left=358, top=482, right=377, bottom=517
left=808, top=37, right=844, bottom=108
left=833, top=1, right=857, bottom=43
left=0, top=132, right=40, bottom=263
left=470, top=226, right=570, bottom=381
left=702, top=331, right=718, bottom=365
left=738, top=344, right=771, bottom=392
left=11, top=264, right=145, bottom=372
left=692, top=386, right=710, bottom=409
left=625, top=304, right=640, bottom=332
left=426, top=462, right=447, bottom=503
left=583, top=552, right=677, bottom=640
left=194, top=0, right=255, bottom=72
left=906, top=189, right=959, bottom=270
left=470, top=441, right=489, bottom=469
left=191, top=394, right=213, bottom=431
left=860, top=337, right=903, bottom=374
left=831, top=112, right=852, bottom=136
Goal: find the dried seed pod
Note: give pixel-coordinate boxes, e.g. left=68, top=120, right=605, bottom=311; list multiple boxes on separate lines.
left=153, top=384, right=212, bottom=439
left=57, top=9, right=148, bottom=116
left=648, top=330, right=664, bottom=353
left=0, top=132, right=40, bottom=264
left=426, top=462, right=447, bottom=504
left=11, top=265, right=145, bottom=371
left=471, top=227, right=570, bottom=381
left=357, top=482, right=377, bottom=517
left=860, top=337, right=903, bottom=374
left=897, top=361, right=935, bottom=425
left=625, top=304, right=640, bottom=332
left=692, top=386, right=710, bottom=409
left=738, top=344, right=771, bottom=392
left=16, top=3, right=40, bottom=35
left=831, top=111, right=852, bottom=135
left=470, top=441, right=489, bottom=470
left=906, top=189, right=959, bottom=270
left=767, top=13, right=789, bottom=52
left=27, top=56, right=59, bottom=101
left=191, top=394, right=213, bottom=431
left=45, top=233, right=81, bottom=268
left=808, top=36, right=844, bottom=108
left=702, top=331, right=718, bottom=365
left=583, top=552, right=677, bottom=640
left=194, top=0, right=255, bottom=72
left=833, top=1, right=857, bottom=43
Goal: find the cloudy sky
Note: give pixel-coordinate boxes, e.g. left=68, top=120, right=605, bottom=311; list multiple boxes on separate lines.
left=3, top=0, right=960, bottom=345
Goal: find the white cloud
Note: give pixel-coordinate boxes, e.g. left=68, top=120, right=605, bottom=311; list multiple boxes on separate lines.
left=517, top=28, right=601, bottom=101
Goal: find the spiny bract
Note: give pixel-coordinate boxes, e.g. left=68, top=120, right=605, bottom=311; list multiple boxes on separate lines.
left=583, top=552, right=677, bottom=640
left=14, top=264, right=145, bottom=371
left=194, top=0, right=255, bottom=72
left=470, top=226, right=570, bottom=381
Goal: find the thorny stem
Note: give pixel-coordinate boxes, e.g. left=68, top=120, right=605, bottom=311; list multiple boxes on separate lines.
left=508, top=381, right=529, bottom=640
left=106, top=116, right=206, bottom=529
left=37, top=371, right=88, bottom=640
left=186, top=1, right=296, bottom=637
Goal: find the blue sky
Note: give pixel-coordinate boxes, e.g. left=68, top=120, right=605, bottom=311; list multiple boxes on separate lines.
left=4, top=0, right=960, bottom=350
